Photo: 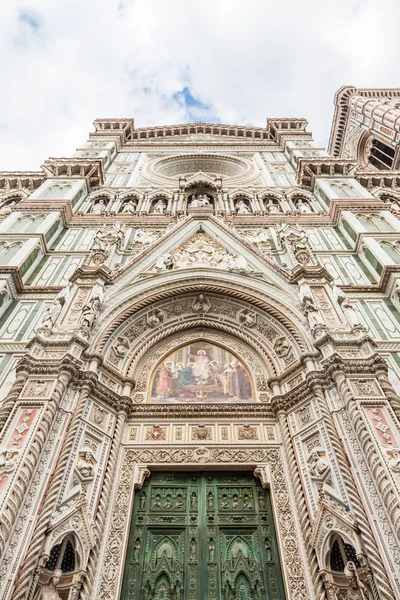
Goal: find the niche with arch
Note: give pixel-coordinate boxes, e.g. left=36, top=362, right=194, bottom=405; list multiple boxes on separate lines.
left=35, top=536, right=79, bottom=599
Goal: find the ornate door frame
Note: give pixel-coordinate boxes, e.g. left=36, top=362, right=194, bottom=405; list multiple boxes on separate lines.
left=93, top=445, right=313, bottom=600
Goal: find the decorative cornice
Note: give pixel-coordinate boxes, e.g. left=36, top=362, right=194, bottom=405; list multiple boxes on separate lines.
left=355, top=169, right=400, bottom=190
left=296, top=157, right=358, bottom=189
left=0, top=172, right=46, bottom=192
left=41, top=158, right=104, bottom=189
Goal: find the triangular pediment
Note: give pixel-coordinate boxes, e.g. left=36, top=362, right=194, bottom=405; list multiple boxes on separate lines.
left=184, top=171, right=218, bottom=187
left=110, top=216, right=293, bottom=297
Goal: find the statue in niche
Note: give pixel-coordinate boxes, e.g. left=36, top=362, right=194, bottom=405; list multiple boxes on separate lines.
left=265, top=198, right=280, bottom=213
left=121, top=198, right=137, bottom=213
left=207, top=492, right=213, bottom=510
left=190, top=539, right=196, bottom=561
left=33, top=569, right=62, bottom=600
left=153, top=199, right=167, bottom=214
left=92, top=197, right=107, bottom=214
left=154, top=253, right=176, bottom=272
left=140, top=492, right=146, bottom=510
left=235, top=199, right=250, bottom=214
left=264, top=537, right=272, bottom=561
left=344, top=562, right=372, bottom=599
left=133, top=539, right=140, bottom=561
left=189, top=193, right=211, bottom=208
left=258, top=491, right=265, bottom=510
left=296, top=198, right=312, bottom=213
left=208, top=539, right=215, bottom=562
left=191, top=492, right=198, bottom=510
left=77, top=450, right=95, bottom=478
left=308, top=450, right=330, bottom=478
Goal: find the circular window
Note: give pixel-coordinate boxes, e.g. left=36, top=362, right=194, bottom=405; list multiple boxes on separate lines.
left=146, top=154, right=254, bottom=181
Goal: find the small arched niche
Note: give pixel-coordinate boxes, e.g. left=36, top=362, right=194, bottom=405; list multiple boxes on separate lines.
left=148, top=341, right=254, bottom=404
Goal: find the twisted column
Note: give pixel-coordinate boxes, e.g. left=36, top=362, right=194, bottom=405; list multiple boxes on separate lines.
left=0, top=373, right=26, bottom=433
left=0, top=374, right=68, bottom=561
left=277, top=410, right=326, bottom=600
left=314, top=379, right=395, bottom=600
left=11, top=385, right=91, bottom=600
left=79, top=409, right=126, bottom=600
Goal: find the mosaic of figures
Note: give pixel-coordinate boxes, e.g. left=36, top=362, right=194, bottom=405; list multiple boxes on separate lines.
left=150, top=342, right=253, bottom=403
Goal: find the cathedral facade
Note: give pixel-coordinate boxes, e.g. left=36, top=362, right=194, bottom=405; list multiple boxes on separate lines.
left=1, top=86, right=400, bottom=600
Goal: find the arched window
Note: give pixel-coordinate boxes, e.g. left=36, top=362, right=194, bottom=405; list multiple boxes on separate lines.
left=357, top=215, right=393, bottom=232
left=330, top=183, right=359, bottom=199
left=0, top=243, right=22, bottom=265
left=381, top=242, right=400, bottom=264
left=329, top=536, right=360, bottom=572
left=44, top=539, right=76, bottom=573
left=369, top=139, right=395, bottom=170
left=42, top=183, right=72, bottom=200
left=9, top=216, right=32, bottom=233
left=9, top=216, right=46, bottom=233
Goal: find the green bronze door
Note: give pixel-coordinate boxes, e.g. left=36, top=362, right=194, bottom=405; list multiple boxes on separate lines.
left=121, top=472, right=286, bottom=599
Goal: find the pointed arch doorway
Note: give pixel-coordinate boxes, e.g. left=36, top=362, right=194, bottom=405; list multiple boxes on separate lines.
left=120, top=471, right=286, bottom=599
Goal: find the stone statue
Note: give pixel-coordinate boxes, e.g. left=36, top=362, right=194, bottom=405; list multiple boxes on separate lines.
left=192, top=293, right=211, bottom=314
left=190, top=194, right=211, bottom=208
left=77, top=451, right=94, bottom=478
left=341, top=298, right=365, bottom=330
left=33, top=569, right=62, bottom=600
left=80, top=296, right=101, bottom=332
left=208, top=539, right=215, bottom=562
left=121, top=199, right=137, bottom=213
left=38, top=299, right=63, bottom=331
left=113, top=337, right=129, bottom=356
left=299, top=283, right=324, bottom=329
left=154, top=253, right=175, bottom=272
left=153, top=199, right=167, bottom=214
left=387, top=447, right=400, bottom=472
left=0, top=446, right=18, bottom=478
left=0, top=199, right=17, bottom=215
left=344, top=562, right=372, bottom=599
left=134, top=229, right=159, bottom=245
left=309, top=451, right=330, bottom=477
left=92, top=198, right=107, bottom=214
left=235, top=199, right=250, bottom=214
left=147, top=309, right=163, bottom=327
left=296, top=198, right=312, bottom=213
left=266, top=199, right=280, bottom=213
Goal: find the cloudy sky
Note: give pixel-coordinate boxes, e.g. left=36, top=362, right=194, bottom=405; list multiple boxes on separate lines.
left=0, top=0, right=399, bottom=171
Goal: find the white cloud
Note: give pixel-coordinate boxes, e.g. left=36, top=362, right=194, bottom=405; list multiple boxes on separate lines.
left=0, top=0, right=399, bottom=170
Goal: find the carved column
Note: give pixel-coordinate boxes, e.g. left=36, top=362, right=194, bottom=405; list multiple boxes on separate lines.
left=11, top=384, right=92, bottom=600
left=0, top=370, right=71, bottom=563
left=79, top=409, right=127, bottom=600
left=276, top=410, right=325, bottom=600
left=95, top=449, right=150, bottom=600
left=314, top=381, right=396, bottom=600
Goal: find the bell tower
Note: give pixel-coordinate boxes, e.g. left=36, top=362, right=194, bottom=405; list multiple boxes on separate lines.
left=329, top=85, right=400, bottom=169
